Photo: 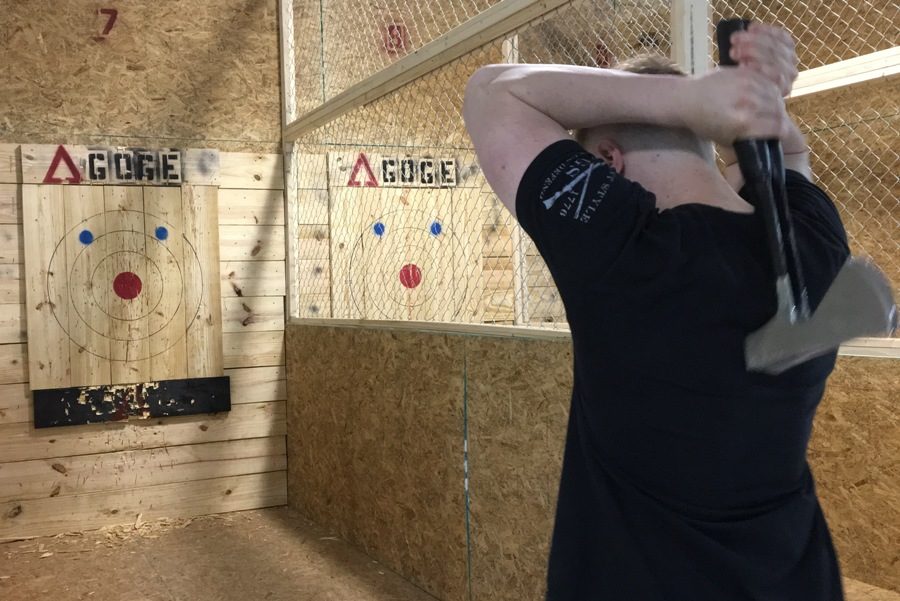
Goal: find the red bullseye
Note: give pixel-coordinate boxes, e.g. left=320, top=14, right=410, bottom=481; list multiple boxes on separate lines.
left=398, top=263, right=422, bottom=289
left=113, top=271, right=142, bottom=300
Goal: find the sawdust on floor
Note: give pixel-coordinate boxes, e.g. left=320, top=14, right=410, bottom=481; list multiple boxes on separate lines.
left=0, top=507, right=896, bottom=601
left=0, top=507, right=438, bottom=601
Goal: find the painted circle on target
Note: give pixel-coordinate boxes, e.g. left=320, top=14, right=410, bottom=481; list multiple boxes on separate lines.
left=348, top=210, right=466, bottom=320
left=87, top=247, right=166, bottom=322
left=47, top=210, right=203, bottom=361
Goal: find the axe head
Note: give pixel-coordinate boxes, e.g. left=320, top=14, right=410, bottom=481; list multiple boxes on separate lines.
left=746, top=257, right=898, bottom=374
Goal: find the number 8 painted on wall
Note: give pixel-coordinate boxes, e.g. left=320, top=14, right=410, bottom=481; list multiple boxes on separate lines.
left=383, top=23, right=408, bottom=55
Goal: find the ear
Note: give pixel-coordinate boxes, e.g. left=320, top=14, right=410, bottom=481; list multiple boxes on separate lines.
left=593, top=139, right=625, bottom=174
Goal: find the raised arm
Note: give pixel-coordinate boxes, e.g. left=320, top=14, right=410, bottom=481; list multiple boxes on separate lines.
left=462, top=66, right=693, bottom=214
left=719, top=22, right=812, bottom=187
left=463, top=63, right=792, bottom=215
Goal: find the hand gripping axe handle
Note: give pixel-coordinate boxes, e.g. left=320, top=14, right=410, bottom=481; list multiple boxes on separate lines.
left=717, top=18, right=898, bottom=374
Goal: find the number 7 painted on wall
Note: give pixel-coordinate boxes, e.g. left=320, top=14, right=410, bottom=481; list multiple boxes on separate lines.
left=94, top=8, right=118, bottom=42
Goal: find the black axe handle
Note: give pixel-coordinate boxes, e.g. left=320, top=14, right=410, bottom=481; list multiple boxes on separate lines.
left=717, top=18, right=810, bottom=320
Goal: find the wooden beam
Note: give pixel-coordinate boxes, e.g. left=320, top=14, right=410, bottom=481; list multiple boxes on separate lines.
left=838, top=336, right=900, bottom=359
left=0, top=183, right=20, bottom=224
left=218, top=153, right=284, bottom=189
left=0, top=342, right=27, bottom=384
left=789, top=46, right=900, bottom=99
left=282, top=0, right=572, bottom=141
left=0, top=264, right=23, bottom=304
left=218, top=224, right=287, bottom=261
left=671, top=0, right=712, bottom=76
left=287, top=317, right=573, bottom=341
left=0, top=145, right=19, bottom=184
left=223, top=331, right=285, bottom=368
left=225, top=365, right=287, bottom=403
left=0, top=382, right=29, bottom=424
left=286, top=319, right=900, bottom=356
left=0, top=401, right=286, bottom=463
left=0, top=303, right=24, bottom=343
left=0, top=223, right=23, bottom=264
left=221, top=296, right=286, bottom=333
left=0, top=471, right=286, bottom=540
left=220, top=261, right=286, bottom=298
left=0, top=437, right=286, bottom=504
left=218, top=189, right=285, bottom=225
left=278, top=0, right=302, bottom=319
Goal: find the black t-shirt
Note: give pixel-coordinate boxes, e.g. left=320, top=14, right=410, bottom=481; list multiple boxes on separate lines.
left=516, top=140, right=850, bottom=601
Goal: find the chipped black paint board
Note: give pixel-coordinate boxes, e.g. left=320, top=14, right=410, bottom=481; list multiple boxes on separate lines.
left=33, top=376, right=230, bottom=429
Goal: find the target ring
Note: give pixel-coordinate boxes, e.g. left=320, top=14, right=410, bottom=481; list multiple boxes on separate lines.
left=348, top=210, right=466, bottom=320
left=87, top=247, right=166, bottom=322
left=46, top=210, right=203, bottom=361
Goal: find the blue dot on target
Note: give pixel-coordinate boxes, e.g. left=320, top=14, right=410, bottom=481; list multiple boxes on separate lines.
left=373, top=222, right=386, bottom=237
left=155, top=226, right=169, bottom=241
left=430, top=221, right=442, bottom=236
left=78, top=230, right=94, bottom=245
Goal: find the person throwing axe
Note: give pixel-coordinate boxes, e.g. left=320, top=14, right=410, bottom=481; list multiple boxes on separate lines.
left=465, top=23, right=848, bottom=601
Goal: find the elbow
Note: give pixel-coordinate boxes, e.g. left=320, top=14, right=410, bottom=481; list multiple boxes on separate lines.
left=463, top=65, right=517, bottom=124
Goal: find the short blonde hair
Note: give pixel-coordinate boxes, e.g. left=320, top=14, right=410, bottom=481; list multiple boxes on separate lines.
left=574, top=55, right=711, bottom=161
left=613, top=54, right=687, bottom=76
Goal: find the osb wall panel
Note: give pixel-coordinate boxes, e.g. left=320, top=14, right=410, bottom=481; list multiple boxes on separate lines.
left=465, top=336, right=572, bottom=601
left=319, top=0, right=500, bottom=102
left=0, top=0, right=280, bottom=153
left=809, top=357, right=900, bottom=592
left=287, top=323, right=900, bottom=600
left=790, top=78, right=900, bottom=306
left=711, top=0, right=898, bottom=69
left=311, top=44, right=502, bottom=150
left=285, top=325, right=468, bottom=601
left=518, top=0, right=672, bottom=67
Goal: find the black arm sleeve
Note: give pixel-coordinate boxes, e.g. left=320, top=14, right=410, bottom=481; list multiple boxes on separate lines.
left=515, top=140, right=657, bottom=294
left=784, top=169, right=849, bottom=251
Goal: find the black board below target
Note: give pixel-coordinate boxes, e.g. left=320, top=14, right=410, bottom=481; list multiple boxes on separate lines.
left=33, top=376, right=231, bottom=428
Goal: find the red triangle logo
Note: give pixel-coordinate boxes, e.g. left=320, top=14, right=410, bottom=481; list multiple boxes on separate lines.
left=43, top=145, right=83, bottom=184
left=347, top=153, right=378, bottom=187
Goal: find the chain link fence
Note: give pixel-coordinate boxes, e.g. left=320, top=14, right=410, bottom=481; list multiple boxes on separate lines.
left=285, top=0, right=899, bottom=335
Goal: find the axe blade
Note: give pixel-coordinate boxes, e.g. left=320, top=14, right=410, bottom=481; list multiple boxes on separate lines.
left=746, top=257, right=898, bottom=374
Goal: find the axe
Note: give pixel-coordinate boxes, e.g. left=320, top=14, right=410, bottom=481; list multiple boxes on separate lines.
left=716, top=18, right=897, bottom=374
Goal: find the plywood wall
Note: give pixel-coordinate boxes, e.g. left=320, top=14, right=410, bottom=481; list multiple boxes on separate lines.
left=517, top=0, right=672, bottom=67
left=286, top=322, right=900, bottom=599
left=0, top=0, right=286, bottom=539
left=711, top=0, right=897, bottom=69
left=0, top=0, right=280, bottom=153
left=810, top=356, right=900, bottom=592
left=293, top=0, right=500, bottom=112
left=286, top=324, right=468, bottom=601
left=788, top=77, right=900, bottom=299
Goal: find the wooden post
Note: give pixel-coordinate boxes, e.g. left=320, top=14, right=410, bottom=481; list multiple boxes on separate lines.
left=671, top=0, right=711, bottom=75
left=278, top=0, right=300, bottom=319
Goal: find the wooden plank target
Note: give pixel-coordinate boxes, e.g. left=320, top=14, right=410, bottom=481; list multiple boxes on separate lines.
left=23, top=183, right=225, bottom=396
left=329, top=151, right=470, bottom=322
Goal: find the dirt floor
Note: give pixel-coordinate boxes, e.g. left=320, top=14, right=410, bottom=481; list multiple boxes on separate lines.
left=0, top=507, right=897, bottom=601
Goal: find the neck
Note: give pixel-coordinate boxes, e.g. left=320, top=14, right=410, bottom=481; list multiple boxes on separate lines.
left=624, top=150, right=753, bottom=213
